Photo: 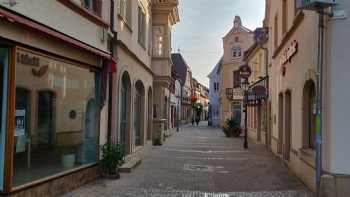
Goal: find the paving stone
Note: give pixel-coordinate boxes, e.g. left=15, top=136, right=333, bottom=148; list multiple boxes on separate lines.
left=63, top=122, right=313, bottom=197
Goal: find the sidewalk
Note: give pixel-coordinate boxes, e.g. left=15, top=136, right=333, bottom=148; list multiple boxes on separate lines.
left=63, top=122, right=312, bottom=197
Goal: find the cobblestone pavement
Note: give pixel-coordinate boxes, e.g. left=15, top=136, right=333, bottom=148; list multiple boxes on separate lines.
left=64, top=122, right=313, bottom=197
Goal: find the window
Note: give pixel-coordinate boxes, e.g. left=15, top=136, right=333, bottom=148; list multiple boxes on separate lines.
left=303, top=81, right=316, bottom=149
left=233, top=70, right=240, bottom=88
left=214, top=82, right=219, bottom=92
left=138, top=6, right=147, bottom=48
left=235, top=36, right=239, bottom=42
left=82, top=0, right=102, bottom=16
left=0, top=48, right=9, bottom=189
left=232, top=47, right=242, bottom=58
left=13, top=48, right=100, bottom=186
left=282, top=0, right=288, bottom=34
left=118, top=0, right=132, bottom=27
left=153, top=26, right=164, bottom=57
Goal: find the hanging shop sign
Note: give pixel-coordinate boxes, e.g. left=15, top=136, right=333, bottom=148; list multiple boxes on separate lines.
left=280, top=40, right=298, bottom=76
left=238, top=64, right=252, bottom=79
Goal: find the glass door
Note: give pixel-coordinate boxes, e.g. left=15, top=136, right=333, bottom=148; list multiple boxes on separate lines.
left=0, top=47, right=9, bottom=190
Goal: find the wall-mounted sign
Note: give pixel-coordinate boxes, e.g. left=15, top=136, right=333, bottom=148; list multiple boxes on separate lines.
left=280, top=40, right=298, bottom=76
left=239, top=64, right=252, bottom=79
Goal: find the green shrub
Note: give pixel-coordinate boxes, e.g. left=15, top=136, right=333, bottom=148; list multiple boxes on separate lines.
left=101, top=142, right=124, bottom=175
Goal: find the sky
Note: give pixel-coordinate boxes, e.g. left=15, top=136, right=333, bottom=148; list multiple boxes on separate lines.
left=171, top=0, right=266, bottom=87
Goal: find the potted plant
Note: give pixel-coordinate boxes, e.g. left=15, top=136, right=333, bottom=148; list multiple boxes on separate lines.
left=101, top=141, right=124, bottom=179
left=153, top=132, right=163, bottom=146
left=223, top=118, right=242, bottom=138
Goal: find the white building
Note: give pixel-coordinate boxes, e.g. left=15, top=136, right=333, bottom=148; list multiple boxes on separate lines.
left=208, top=58, right=222, bottom=127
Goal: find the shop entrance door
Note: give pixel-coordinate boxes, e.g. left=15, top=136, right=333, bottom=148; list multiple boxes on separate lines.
left=0, top=47, right=9, bottom=190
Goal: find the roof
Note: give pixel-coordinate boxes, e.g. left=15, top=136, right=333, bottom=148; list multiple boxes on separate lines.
left=208, top=57, right=223, bottom=78
left=171, top=53, right=190, bottom=86
left=223, top=16, right=252, bottom=40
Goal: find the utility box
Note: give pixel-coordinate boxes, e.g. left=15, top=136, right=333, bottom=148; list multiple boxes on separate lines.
left=296, top=0, right=337, bottom=10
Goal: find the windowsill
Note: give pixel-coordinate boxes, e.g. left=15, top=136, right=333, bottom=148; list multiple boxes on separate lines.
left=57, top=0, right=109, bottom=27
left=118, top=14, right=133, bottom=33
left=299, top=148, right=316, bottom=169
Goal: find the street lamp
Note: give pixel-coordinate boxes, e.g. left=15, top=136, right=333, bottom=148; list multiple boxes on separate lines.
left=239, top=64, right=252, bottom=149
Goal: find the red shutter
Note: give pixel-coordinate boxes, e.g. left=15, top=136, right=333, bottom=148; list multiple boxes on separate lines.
left=233, top=70, right=240, bottom=88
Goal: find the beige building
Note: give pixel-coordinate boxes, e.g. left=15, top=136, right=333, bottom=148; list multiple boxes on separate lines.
left=151, top=0, right=180, bottom=137
left=0, top=0, right=112, bottom=195
left=218, top=16, right=254, bottom=127
left=112, top=0, right=154, bottom=164
left=265, top=0, right=350, bottom=195
left=112, top=0, right=179, bottom=164
left=244, top=28, right=269, bottom=145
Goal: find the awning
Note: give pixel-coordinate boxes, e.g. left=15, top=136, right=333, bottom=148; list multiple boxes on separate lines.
left=0, top=7, right=110, bottom=59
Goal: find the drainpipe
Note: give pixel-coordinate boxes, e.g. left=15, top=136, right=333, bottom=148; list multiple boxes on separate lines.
left=107, top=0, right=116, bottom=143
left=260, top=44, right=269, bottom=149
left=315, top=11, right=325, bottom=197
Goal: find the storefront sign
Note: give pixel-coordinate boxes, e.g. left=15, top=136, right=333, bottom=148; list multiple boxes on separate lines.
left=239, top=64, right=252, bottom=79
left=15, top=109, right=26, bottom=137
left=280, top=40, right=298, bottom=76
left=17, top=52, right=40, bottom=67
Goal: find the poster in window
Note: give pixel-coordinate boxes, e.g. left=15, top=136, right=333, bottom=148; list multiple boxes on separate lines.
left=15, top=109, right=26, bottom=137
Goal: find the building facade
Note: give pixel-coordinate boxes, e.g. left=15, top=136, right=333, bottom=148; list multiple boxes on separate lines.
left=218, top=16, right=254, bottom=127
left=0, top=0, right=113, bottom=195
left=151, top=0, right=180, bottom=138
left=171, top=53, right=193, bottom=124
left=112, top=0, right=154, bottom=163
left=265, top=0, right=350, bottom=195
left=244, top=28, right=269, bottom=145
left=208, top=58, right=222, bottom=127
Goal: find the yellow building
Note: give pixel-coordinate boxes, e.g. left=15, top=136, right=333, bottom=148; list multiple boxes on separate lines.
left=218, top=16, right=254, bottom=127
left=244, top=28, right=269, bottom=145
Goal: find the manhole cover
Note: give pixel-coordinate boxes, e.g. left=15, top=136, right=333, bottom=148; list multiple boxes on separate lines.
left=184, top=164, right=214, bottom=172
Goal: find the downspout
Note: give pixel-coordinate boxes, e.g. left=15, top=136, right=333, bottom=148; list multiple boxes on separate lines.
left=260, top=44, right=269, bottom=148
left=107, top=0, right=116, bottom=143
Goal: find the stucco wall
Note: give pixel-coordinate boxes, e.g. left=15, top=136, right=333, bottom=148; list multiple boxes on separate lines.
left=2, top=1, right=110, bottom=52
left=327, top=0, right=350, bottom=175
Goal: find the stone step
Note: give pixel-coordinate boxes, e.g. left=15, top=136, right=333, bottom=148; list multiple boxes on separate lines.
left=119, top=158, right=142, bottom=173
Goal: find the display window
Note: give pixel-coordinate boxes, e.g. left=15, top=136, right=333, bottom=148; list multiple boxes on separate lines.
left=0, top=47, right=9, bottom=190
left=12, top=48, right=100, bottom=187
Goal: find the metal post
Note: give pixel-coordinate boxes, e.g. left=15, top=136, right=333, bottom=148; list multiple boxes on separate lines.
left=244, top=83, right=248, bottom=149
left=315, top=11, right=325, bottom=197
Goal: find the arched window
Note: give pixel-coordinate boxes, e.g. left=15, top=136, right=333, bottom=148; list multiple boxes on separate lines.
left=303, top=80, right=316, bottom=149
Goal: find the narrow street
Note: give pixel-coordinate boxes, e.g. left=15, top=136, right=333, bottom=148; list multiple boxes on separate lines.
left=64, top=123, right=312, bottom=197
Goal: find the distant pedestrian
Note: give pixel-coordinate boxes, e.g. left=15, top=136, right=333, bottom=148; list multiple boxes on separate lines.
left=195, top=117, right=200, bottom=126
left=191, top=118, right=195, bottom=126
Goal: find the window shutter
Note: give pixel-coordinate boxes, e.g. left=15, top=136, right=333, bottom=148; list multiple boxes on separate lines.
left=233, top=70, right=240, bottom=88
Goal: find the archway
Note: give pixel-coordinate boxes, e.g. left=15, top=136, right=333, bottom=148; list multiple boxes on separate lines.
left=120, top=72, right=131, bottom=155
left=303, top=80, right=316, bottom=149
left=134, top=80, right=145, bottom=146
left=284, top=90, right=292, bottom=161
left=147, top=87, right=153, bottom=141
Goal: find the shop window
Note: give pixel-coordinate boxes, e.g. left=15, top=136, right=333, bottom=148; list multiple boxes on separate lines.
left=13, top=48, right=100, bottom=187
left=0, top=48, right=9, bottom=190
